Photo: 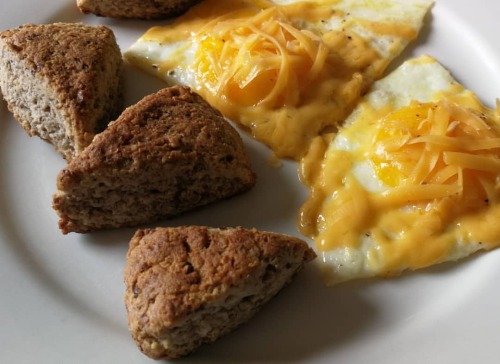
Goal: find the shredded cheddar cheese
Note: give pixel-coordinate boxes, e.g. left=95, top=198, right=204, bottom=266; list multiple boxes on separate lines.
left=371, top=100, right=500, bottom=208
left=193, top=6, right=329, bottom=110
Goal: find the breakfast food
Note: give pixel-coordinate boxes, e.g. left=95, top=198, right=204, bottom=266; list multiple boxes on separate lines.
left=52, top=86, right=256, bottom=234
left=125, top=0, right=434, bottom=159
left=76, top=0, right=201, bottom=19
left=124, top=225, right=316, bottom=359
left=0, top=23, right=123, bottom=161
left=299, top=54, right=500, bottom=285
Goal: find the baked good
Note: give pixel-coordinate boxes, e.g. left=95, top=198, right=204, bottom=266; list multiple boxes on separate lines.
left=76, top=0, right=201, bottom=19
left=124, top=226, right=316, bottom=359
left=52, top=86, right=256, bottom=233
left=0, top=23, right=124, bottom=161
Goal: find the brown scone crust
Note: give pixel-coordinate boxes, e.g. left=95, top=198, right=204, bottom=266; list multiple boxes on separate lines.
left=52, top=86, right=256, bottom=234
left=124, top=226, right=316, bottom=359
left=76, top=0, right=201, bottom=20
left=0, top=23, right=124, bottom=161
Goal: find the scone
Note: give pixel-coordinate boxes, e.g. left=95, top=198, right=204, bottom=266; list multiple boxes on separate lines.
left=76, top=0, right=201, bottom=19
left=0, top=23, right=124, bottom=161
left=52, top=86, right=256, bottom=234
left=124, top=226, right=316, bottom=359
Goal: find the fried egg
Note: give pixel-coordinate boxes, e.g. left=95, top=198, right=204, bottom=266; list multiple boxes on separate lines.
left=125, top=0, right=434, bottom=159
left=299, top=54, right=500, bottom=285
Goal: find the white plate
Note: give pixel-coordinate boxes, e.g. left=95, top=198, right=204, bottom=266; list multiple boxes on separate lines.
left=1, top=1, right=500, bottom=363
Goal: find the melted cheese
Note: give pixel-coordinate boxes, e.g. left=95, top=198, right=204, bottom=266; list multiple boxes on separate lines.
left=299, top=70, right=500, bottom=284
left=126, top=0, right=433, bottom=159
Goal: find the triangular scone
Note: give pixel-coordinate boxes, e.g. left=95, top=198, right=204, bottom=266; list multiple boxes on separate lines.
left=124, top=226, right=316, bottom=359
left=52, top=86, right=256, bottom=234
left=0, top=23, right=123, bottom=160
left=77, top=0, right=201, bottom=19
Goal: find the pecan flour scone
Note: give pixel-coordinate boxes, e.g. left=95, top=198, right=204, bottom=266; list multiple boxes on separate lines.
left=0, top=23, right=124, bottom=161
left=124, top=226, right=316, bottom=359
left=76, top=0, right=201, bottom=19
left=52, top=86, right=256, bottom=233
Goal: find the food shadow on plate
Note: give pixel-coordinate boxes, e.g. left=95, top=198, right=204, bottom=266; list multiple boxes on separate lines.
left=180, top=265, right=377, bottom=363
left=180, top=251, right=493, bottom=363
left=122, top=62, right=169, bottom=107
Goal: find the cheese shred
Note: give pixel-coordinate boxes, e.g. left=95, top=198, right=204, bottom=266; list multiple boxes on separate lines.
left=193, top=6, right=328, bottom=109
left=372, top=99, right=500, bottom=207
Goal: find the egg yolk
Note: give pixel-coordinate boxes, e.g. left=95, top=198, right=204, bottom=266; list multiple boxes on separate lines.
left=193, top=7, right=327, bottom=110
left=370, top=100, right=500, bottom=211
left=371, top=102, right=433, bottom=187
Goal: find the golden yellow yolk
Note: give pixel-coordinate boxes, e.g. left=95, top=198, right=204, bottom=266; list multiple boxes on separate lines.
left=193, top=6, right=328, bottom=109
left=299, top=96, right=500, bottom=282
left=371, top=102, right=434, bottom=187
left=370, top=100, right=500, bottom=209
left=129, top=0, right=421, bottom=160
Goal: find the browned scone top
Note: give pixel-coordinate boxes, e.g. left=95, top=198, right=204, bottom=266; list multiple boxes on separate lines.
left=76, top=0, right=201, bottom=19
left=124, top=226, right=316, bottom=359
left=52, top=86, right=256, bottom=234
left=0, top=23, right=123, bottom=160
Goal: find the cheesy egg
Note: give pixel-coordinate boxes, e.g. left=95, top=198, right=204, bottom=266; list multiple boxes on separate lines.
left=299, top=54, right=500, bottom=285
left=125, top=0, right=434, bottom=159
